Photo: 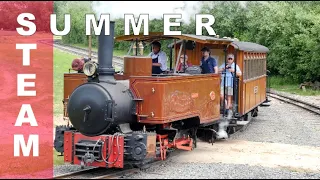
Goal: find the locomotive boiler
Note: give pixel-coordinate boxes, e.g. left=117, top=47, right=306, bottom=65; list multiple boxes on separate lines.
left=67, top=21, right=136, bottom=137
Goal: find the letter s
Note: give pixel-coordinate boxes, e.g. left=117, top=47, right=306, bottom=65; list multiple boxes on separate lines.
left=16, top=13, right=36, bottom=36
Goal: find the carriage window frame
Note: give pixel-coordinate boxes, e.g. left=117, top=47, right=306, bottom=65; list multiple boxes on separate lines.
left=243, top=52, right=267, bottom=81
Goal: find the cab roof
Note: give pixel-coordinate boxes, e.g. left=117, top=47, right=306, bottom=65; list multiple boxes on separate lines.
left=115, top=32, right=233, bottom=45
left=115, top=32, right=269, bottom=53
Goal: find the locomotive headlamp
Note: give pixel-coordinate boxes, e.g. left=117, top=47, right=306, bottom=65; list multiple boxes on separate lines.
left=83, top=61, right=98, bottom=77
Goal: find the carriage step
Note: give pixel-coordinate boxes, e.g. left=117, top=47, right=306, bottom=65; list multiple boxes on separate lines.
left=260, top=102, right=271, bottom=107
left=236, top=121, right=250, bottom=126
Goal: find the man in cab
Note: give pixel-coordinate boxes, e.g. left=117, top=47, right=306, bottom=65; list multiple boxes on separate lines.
left=200, top=47, right=218, bottom=74
left=148, top=41, right=168, bottom=74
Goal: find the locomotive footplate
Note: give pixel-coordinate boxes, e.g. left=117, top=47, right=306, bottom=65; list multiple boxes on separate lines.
left=64, top=131, right=124, bottom=168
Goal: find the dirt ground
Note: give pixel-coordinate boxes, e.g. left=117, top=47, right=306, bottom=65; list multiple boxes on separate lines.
left=168, top=140, right=320, bottom=173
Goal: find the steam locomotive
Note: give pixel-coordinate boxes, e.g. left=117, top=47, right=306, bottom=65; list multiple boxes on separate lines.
left=54, top=20, right=270, bottom=169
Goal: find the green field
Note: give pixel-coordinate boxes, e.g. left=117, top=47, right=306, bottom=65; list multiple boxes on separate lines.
left=53, top=49, right=76, bottom=165
left=269, top=76, right=320, bottom=96
left=53, top=49, right=77, bottom=117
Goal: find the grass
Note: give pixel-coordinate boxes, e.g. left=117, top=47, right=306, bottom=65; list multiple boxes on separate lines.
left=54, top=149, right=65, bottom=166
left=53, top=49, right=77, bottom=165
left=269, top=76, right=320, bottom=96
left=54, top=35, right=62, bottom=40
left=53, top=49, right=78, bottom=117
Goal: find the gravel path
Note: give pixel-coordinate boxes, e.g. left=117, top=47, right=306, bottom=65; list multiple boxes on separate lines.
left=126, top=161, right=320, bottom=179
left=54, top=165, right=95, bottom=177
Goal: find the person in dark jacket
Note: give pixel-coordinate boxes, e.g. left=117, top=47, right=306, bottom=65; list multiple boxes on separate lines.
left=199, top=47, right=218, bottom=74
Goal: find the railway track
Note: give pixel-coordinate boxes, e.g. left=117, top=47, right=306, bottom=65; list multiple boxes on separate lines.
left=38, top=39, right=124, bottom=69
left=53, top=161, right=162, bottom=179
left=267, top=91, right=320, bottom=116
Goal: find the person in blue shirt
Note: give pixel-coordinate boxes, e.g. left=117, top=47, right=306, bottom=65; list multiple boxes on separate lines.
left=219, top=53, right=242, bottom=118
left=200, top=47, right=218, bottom=74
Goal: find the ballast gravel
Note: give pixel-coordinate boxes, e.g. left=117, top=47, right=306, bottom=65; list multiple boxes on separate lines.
left=126, top=161, right=320, bottom=179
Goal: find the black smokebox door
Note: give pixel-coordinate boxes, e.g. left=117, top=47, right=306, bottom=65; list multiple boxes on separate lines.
left=68, top=84, right=113, bottom=136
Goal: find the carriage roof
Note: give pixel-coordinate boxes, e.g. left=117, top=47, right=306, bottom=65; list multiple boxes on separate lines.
left=115, top=32, right=269, bottom=53
left=167, top=39, right=269, bottom=53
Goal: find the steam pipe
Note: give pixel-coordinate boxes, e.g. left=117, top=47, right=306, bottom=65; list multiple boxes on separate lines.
left=98, top=20, right=115, bottom=78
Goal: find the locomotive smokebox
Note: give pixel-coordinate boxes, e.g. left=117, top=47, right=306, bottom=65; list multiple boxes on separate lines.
left=67, top=20, right=135, bottom=137
left=98, top=20, right=115, bottom=79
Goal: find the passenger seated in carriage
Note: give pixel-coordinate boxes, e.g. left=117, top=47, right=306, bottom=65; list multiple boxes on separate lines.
left=177, top=54, right=192, bottom=72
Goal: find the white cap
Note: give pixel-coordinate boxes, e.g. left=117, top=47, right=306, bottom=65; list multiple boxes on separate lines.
left=227, top=54, right=234, bottom=59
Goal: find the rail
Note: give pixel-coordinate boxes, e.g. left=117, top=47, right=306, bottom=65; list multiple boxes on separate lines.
left=53, top=160, right=164, bottom=179
left=267, top=90, right=320, bottom=116
left=37, top=39, right=124, bottom=69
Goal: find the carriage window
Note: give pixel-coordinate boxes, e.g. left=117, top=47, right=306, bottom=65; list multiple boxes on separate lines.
left=244, top=53, right=267, bottom=81
left=250, top=58, right=252, bottom=79
left=255, top=59, right=261, bottom=77
left=246, top=59, right=249, bottom=80
left=252, top=56, right=258, bottom=77
left=244, top=60, right=247, bottom=80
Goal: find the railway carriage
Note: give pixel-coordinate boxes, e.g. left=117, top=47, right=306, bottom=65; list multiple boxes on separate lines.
left=54, top=21, right=270, bottom=169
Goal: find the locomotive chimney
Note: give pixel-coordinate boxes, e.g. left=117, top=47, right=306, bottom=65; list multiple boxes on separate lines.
left=98, top=20, right=115, bottom=80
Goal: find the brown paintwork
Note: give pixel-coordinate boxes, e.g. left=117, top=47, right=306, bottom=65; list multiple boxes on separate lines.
left=241, top=51, right=268, bottom=115
left=63, top=73, right=87, bottom=117
left=173, top=43, right=229, bottom=67
left=123, top=56, right=152, bottom=78
left=173, top=43, right=268, bottom=117
left=63, top=35, right=268, bottom=123
left=129, top=74, right=221, bottom=124
left=63, top=73, right=87, bottom=99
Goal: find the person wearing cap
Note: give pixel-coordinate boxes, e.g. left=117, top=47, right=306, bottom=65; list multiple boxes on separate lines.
left=177, top=54, right=192, bottom=72
left=200, top=47, right=218, bottom=74
left=218, top=53, right=242, bottom=118
left=148, top=41, right=168, bottom=74
left=71, top=57, right=91, bottom=73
